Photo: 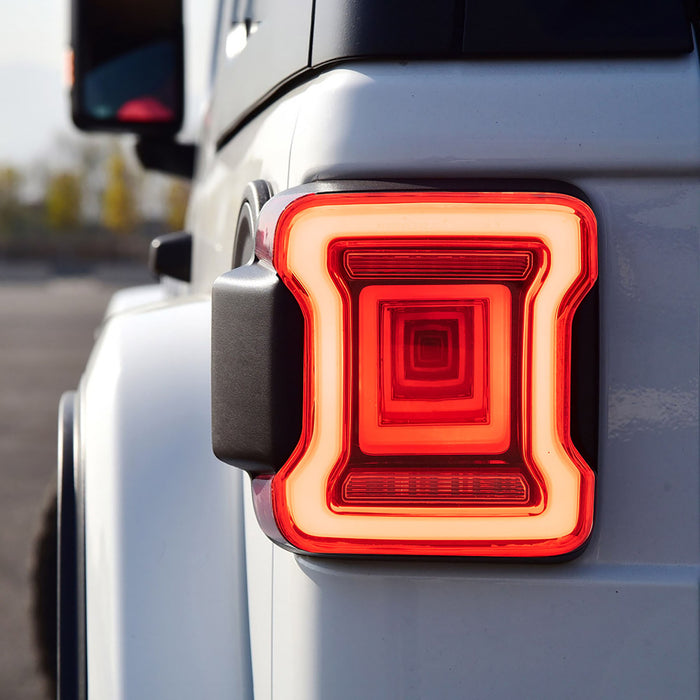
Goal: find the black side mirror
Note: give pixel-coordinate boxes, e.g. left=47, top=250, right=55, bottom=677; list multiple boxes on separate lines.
left=70, top=0, right=184, bottom=136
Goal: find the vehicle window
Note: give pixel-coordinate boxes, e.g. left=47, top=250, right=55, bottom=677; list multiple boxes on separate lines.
left=462, top=0, right=693, bottom=55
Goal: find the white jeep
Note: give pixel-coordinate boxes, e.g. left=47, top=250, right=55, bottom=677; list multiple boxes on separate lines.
left=38, top=1, right=700, bottom=698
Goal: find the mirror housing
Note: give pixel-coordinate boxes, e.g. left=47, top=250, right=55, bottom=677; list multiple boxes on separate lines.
left=70, top=0, right=184, bottom=136
left=135, top=137, right=196, bottom=179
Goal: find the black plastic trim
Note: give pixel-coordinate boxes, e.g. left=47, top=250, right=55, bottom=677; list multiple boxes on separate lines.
left=570, top=283, right=599, bottom=471
left=57, top=391, right=86, bottom=700
left=212, top=263, right=304, bottom=473
left=135, top=138, right=196, bottom=179
left=149, top=231, right=192, bottom=282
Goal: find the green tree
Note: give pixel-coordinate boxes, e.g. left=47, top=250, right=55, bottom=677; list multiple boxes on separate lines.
left=165, top=178, right=190, bottom=231
left=45, top=172, right=81, bottom=229
left=0, top=167, right=22, bottom=233
left=102, top=152, right=136, bottom=234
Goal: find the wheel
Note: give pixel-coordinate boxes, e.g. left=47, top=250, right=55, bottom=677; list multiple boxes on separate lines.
left=31, top=488, right=58, bottom=698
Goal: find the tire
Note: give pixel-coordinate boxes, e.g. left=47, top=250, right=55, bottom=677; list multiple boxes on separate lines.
left=31, top=488, right=58, bottom=698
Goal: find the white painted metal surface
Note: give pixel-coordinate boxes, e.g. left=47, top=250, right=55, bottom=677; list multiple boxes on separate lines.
left=103, top=284, right=167, bottom=319
left=286, top=58, right=699, bottom=183
left=188, top=90, right=299, bottom=290
left=80, top=297, right=252, bottom=699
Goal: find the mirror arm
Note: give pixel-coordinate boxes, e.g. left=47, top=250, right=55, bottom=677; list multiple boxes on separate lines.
left=135, top=137, right=196, bottom=179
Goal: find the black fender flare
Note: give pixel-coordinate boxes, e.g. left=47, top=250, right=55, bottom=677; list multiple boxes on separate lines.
left=57, top=390, right=86, bottom=700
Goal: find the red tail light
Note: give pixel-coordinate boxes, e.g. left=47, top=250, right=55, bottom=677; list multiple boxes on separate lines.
left=254, top=191, right=597, bottom=557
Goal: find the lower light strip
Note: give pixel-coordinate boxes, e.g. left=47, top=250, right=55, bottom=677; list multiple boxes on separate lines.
left=341, top=469, right=529, bottom=505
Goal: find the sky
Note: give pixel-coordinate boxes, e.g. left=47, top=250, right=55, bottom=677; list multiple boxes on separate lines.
left=0, top=0, right=217, bottom=168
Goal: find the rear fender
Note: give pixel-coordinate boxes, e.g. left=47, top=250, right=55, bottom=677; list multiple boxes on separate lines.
left=78, top=297, right=252, bottom=699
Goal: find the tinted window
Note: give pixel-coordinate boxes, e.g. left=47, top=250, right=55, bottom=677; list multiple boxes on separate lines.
left=463, top=0, right=693, bottom=55
left=312, top=0, right=693, bottom=67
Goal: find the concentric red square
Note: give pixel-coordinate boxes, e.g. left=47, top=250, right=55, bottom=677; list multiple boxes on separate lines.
left=382, top=302, right=485, bottom=419
left=407, top=324, right=454, bottom=373
left=410, top=326, right=451, bottom=370
left=392, top=306, right=473, bottom=399
left=358, top=284, right=511, bottom=455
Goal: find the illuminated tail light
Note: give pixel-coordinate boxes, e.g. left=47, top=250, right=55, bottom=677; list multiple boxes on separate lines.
left=254, top=191, right=597, bottom=557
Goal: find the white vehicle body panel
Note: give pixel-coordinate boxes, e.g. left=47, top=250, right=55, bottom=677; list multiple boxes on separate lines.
left=78, top=48, right=700, bottom=697
left=287, top=59, right=700, bottom=184
left=80, top=295, right=253, bottom=699
left=103, top=285, right=167, bottom=319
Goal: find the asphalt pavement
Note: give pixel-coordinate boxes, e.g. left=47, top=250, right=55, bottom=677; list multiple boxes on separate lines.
left=0, top=265, right=150, bottom=699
